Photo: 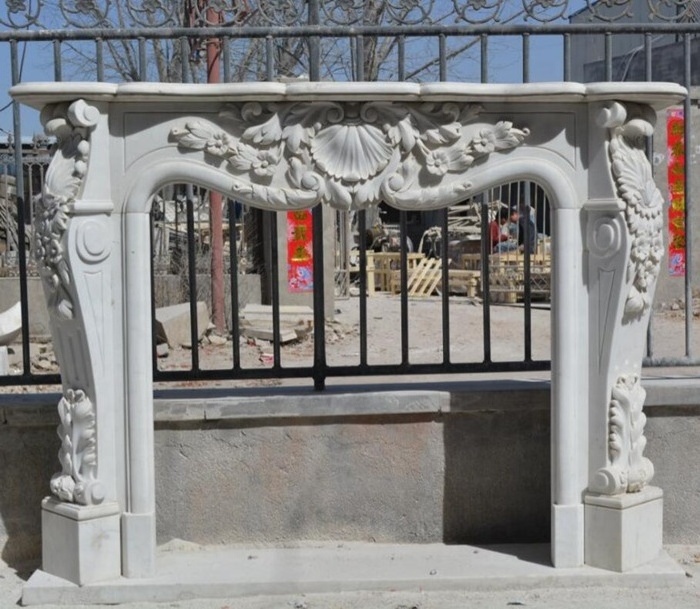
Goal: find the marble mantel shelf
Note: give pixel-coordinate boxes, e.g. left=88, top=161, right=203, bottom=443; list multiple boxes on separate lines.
left=10, top=80, right=686, bottom=601
left=12, top=80, right=686, bottom=108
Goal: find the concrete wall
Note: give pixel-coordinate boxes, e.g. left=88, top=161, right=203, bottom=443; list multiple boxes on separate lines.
left=2, top=380, right=699, bottom=569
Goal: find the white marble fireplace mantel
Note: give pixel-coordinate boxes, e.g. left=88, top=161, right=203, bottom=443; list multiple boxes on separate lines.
left=10, top=81, right=687, bottom=593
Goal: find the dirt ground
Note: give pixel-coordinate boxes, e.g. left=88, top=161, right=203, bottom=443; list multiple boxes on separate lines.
left=7, top=293, right=699, bottom=393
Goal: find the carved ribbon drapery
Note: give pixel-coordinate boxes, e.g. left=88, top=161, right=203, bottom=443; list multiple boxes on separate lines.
left=170, top=101, right=529, bottom=211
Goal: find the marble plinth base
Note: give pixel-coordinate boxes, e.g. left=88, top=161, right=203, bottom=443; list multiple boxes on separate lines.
left=584, top=486, right=663, bottom=572
left=22, top=542, right=686, bottom=605
left=41, top=497, right=121, bottom=585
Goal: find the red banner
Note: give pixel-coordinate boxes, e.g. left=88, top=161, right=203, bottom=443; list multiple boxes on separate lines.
left=667, top=109, right=686, bottom=277
left=287, top=210, right=314, bottom=292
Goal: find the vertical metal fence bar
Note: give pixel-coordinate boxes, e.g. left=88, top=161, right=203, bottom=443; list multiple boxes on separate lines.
left=480, top=34, right=488, bottom=83
left=269, top=212, right=282, bottom=368
left=563, top=34, right=571, bottom=82
left=150, top=208, right=158, bottom=373
left=522, top=185, right=533, bottom=362
left=440, top=207, right=450, bottom=364
left=265, top=36, right=274, bottom=81
left=185, top=192, right=200, bottom=372
left=356, top=35, right=365, bottom=81
left=53, top=39, right=62, bottom=81
left=605, top=32, right=612, bottom=81
left=439, top=34, right=447, bottom=81
left=96, top=38, right=104, bottom=81
left=308, top=0, right=320, bottom=81
left=180, top=37, right=190, bottom=83
left=227, top=201, right=241, bottom=369
left=223, top=36, right=231, bottom=82
left=400, top=210, right=409, bottom=366
left=307, top=0, right=326, bottom=388
left=358, top=210, right=368, bottom=368
left=138, top=37, right=147, bottom=81
left=645, top=31, right=655, bottom=358
left=397, top=35, right=405, bottom=81
left=644, top=32, right=652, bottom=81
left=480, top=200, right=492, bottom=362
left=311, top=205, right=326, bottom=389
left=522, top=33, right=530, bottom=83
left=10, top=40, right=31, bottom=379
left=684, top=34, right=693, bottom=358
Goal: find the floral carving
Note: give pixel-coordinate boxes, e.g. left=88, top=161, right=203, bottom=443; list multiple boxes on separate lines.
left=34, top=100, right=98, bottom=319
left=590, top=374, right=654, bottom=495
left=170, top=101, right=529, bottom=211
left=50, top=388, right=105, bottom=506
left=607, top=104, right=664, bottom=321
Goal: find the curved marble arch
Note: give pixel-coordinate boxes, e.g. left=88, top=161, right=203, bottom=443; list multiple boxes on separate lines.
left=11, top=81, right=686, bottom=586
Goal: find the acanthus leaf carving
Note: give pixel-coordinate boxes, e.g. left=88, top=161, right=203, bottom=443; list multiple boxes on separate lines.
left=606, top=103, right=664, bottom=322
left=50, top=388, right=105, bottom=506
left=170, top=101, right=529, bottom=211
left=34, top=99, right=99, bottom=320
left=590, top=374, right=654, bottom=495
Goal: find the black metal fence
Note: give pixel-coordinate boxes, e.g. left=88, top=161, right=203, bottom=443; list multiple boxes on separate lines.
left=0, top=0, right=698, bottom=389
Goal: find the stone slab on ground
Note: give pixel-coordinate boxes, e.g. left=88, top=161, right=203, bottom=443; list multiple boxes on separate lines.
left=21, top=542, right=686, bottom=605
left=154, top=302, right=209, bottom=348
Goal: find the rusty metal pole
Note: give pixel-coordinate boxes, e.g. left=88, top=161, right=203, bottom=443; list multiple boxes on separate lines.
left=204, top=3, right=226, bottom=332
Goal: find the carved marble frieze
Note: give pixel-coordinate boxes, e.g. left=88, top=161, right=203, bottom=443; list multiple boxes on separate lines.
left=602, top=102, right=664, bottom=322
left=34, top=99, right=100, bottom=320
left=170, top=101, right=529, bottom=211
left=590, top=374, right=654, bottom=495
left=50, top=388, right=105, bottom=506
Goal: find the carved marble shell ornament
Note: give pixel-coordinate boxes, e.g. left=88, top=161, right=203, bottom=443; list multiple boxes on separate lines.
left=170, top=101, right=529, bottom=211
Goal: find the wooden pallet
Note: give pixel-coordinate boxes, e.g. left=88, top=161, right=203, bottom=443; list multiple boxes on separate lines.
left=407, top=257, right=443, bottom=296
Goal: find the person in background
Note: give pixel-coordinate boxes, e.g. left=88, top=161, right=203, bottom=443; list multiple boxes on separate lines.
left=489, top=207, right=511, bottom=252
left=494, top=207, right=520, bottom=253
left=517, top=204, right=537, bottom=255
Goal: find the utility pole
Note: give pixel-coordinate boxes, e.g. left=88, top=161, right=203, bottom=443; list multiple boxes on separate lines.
left=206, top=2, right=226, bottom=333
left=190, top=0, right=225, bottom=332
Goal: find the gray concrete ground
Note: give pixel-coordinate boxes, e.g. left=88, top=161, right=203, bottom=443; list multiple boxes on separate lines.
left=2, top=545, right=699, bottom=609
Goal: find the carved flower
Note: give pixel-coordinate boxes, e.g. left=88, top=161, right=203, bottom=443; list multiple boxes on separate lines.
left=171, top=122, right=235, bottom=158
left=205, top=132, right=234, bottom=156
left=424, top=147, right=471, bottom=176
left=425, top=150, right=451, bottom=176
left=472, top=129, right=497, bottom=155
left=34, top=194, right=70, bottom=289
left=251, top=150, right=279, bottom=177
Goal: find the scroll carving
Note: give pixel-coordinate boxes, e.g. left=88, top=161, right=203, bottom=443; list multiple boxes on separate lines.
left=34, top=99, right=99, bottom=319
left=170, top=101, right=529, bottom=211
left=603, top=102, right=664, bottom=322
left=50, top=388, right=105, bottom=506
left=591, top=374, right=654, bottom=495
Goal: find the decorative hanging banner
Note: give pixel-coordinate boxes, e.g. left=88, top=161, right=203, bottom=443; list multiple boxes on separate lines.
left=667, top=108, right=686, bottom=277
left=287, top=210, right=314, bottom=292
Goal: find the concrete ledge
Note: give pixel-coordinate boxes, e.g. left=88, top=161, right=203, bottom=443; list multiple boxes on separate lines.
left=2, top=377, right=700, bottom=425
left=22, top=542, right=687, bottom=605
